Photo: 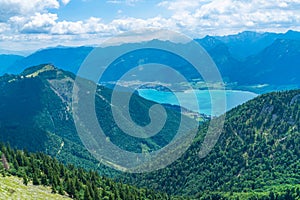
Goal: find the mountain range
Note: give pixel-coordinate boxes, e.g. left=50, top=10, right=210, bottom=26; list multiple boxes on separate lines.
left=213, top=30, right=300, bottom=59
left=0, top=64, right=299, bottom=199
left=0, top=30, right=300, bottom=199
left=197, top=30, right=300, bottom=89
left=1, top=30, right=300, bottom=92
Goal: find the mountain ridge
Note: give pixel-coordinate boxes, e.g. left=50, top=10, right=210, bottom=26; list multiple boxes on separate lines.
left=0, top=64, right=190, bottom=176
left=0, top=64, right=299, bottom=199
left=1, top=31, right=299, bottom=91
left=126, top=89, right=300, bottom=198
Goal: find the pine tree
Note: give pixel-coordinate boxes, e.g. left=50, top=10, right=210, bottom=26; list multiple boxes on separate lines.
left=23, top=174, right=28, bottom=186
left=269, top=191, right=276, bottom=200
left=32, top=172, right=40, bottom=185
left=58, top=182, right=65, bottom=195
left=41, top=175, right=48, bottom=186
left=84, top=186, right=92, bottom=200
left=16, top=151, right=24, bottom=166
left=87, top=183, right=94, bottom=199
left=51, top=185, right=57, bottom=194
left=67, top=179, right=76, bottom=198
left=13, top=156, right=19, bottom=170
left=93, top=183, right=101, bottom=200
left=75, top=177, right=82, bottom=191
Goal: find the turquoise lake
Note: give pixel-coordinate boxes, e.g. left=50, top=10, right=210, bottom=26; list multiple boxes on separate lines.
left=138, top=89, right=258, bottom=116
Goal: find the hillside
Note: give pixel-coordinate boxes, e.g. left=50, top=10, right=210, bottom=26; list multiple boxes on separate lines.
left=0, top=64, right=103, bottom=174
left=0, top=51, right=299, bottom=199
left=0, top=143, right=176, bottom=200
left=126, top=89, right=300, bottom=199
left=0, top=175, right=70, bottom=200
left=237, top=39, right=300, bottom=86
left=0, top=64, right=191, bottom=175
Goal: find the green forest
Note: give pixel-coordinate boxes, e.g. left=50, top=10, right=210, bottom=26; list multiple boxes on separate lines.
left=0, top=65, right=299, bottom=199
left=126, top=90, right=300, bottom=199
left=0, top=142, right=187, bottom=200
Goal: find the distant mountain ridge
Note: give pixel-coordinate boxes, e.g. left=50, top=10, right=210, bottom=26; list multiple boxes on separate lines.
left=8, top=46, right=93, bottom=75
left=198, top=30, right=300, bottom=89
left=214, top=30, right=300, bottom=59
left=0, top=54, right=24, bottom=75
left=236, top=39, right=300, bottom=85
left=0, top=30, right=300, bottom=91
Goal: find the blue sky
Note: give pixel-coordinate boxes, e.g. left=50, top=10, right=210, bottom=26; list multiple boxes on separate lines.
left=56, top=0, right=167, bottom=22
left=0, top=0, right=300, bottom=51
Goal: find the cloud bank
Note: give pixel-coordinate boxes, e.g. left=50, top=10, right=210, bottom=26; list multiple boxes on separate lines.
left=0, top=0, right=300, bottom=50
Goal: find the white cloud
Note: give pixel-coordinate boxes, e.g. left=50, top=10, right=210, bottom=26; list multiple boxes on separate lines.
left=1, top=0, right=300, bottom=50
left=106, top=0, right=141, bottom=6
left=51, top=17, right=116, bottom=35
left=52, top=20, right=84, bottom=34
left=158, top=0, right=300, bottom=35
left=50, top=16, right=172, bottom=35
left=0, top=23, right=10, bottom=33
left=61, top=0, right=71, bottom=5
left=0, top=0, right=60, bottom=21
left=10, top=14, right=173, bottom=36
left=3, top=0, right=300, bottom=37
left=158, top=0, right=202, bottom=11
left=110, top=17, right=171, bottom=32
left=22, top=13, right=58, bottom=33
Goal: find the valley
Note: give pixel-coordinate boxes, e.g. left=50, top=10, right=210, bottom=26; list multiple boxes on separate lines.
left=0, top=30, right=299, bottom=200
left=0, top=64, right=299, bottom=199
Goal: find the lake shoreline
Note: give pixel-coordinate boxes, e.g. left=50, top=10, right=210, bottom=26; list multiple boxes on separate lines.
left=138, top=89, right=258, bottom=116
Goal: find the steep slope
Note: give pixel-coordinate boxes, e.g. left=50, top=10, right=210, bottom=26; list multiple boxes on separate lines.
left=0, top=64, right=99, bottom=173
left=237, top=39, right=300, bottom=86
left=127, top=89, right=300, bottom=197
left=206, top=44, right=241, bottom=82
left=196, top=36, right=241, bottom=82
left=0, top=143, right=174, bottom=200
left=0, top=64, right=188, bottom=175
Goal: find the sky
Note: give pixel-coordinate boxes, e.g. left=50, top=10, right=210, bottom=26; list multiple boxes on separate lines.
left=0, top=0, right=300, bottom=51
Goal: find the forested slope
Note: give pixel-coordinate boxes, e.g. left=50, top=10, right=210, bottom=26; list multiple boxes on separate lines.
left=127, top=90, right=300, bottom=199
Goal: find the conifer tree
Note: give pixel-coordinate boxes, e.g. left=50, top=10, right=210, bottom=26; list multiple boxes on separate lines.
left=67, top=179, right=76, bottom=198
left=51, top=186, right=57, bottom=194
left=23, top=174, right=28, bottom=186
left=32, top=172, right=40, bottom=185
left=58, top=182, right=65, bottom=195
left=84, top=186, right=92, bottom=200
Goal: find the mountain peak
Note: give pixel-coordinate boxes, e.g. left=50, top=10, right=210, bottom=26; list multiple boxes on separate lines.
left=196, top=36, right=224, bottom=51
left=21, top=64, right=58, bottom=78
